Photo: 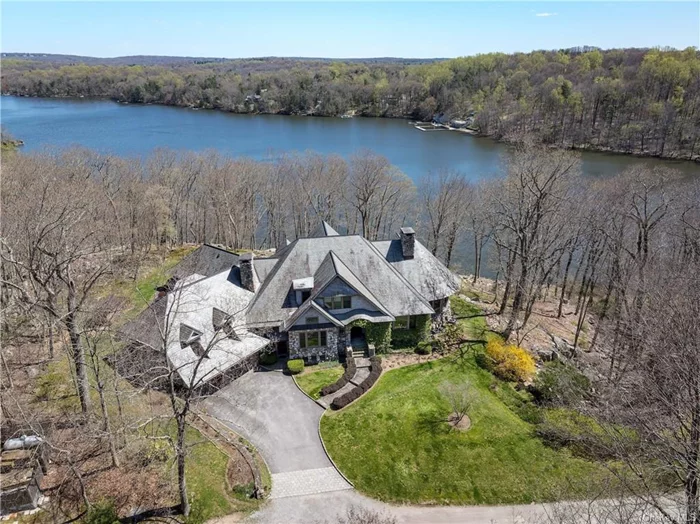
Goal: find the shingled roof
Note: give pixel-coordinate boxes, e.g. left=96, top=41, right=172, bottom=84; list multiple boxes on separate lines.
left=121, top=268, right=269, bottom=387
left=245, top=235, right=434, bottom=327
left=373, top=238, right=461, bottom=301
left=171, top=244, right=240, bottom=280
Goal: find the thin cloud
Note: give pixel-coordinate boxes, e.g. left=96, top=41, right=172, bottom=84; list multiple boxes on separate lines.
left=535, top=12, right=557, bottom=17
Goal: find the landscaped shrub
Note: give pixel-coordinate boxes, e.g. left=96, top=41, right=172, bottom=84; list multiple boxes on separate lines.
left=415, top=340, right=432, bottom=355
left=480, top=340, right=536, bottom=382
left=320, top=376, right=347, bottom=396
left=259, top=351, right=278, bottom=366
left=530, top=361, right=591, bottom=405
left=321, top=357, right=358, bottom=395
left=330, top=357, right=383, bottom=410
left=287, top=359, right=304, bottom=375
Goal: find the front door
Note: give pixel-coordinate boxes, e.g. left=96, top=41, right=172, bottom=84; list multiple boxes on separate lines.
left=350, top=326, right=366, bottom=348
left=277, top=340, right=288, bottom=358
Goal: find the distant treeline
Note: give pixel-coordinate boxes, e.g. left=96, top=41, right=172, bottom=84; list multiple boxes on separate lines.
left=2, top=47, right=700, bottom=159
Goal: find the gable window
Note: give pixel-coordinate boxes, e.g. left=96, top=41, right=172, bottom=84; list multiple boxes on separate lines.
left=323, top=295, right=352, bottom=310
left=212, top=308, right=240, bottom=341
left=394, top=316, right=417, bottom=330
left=306, top=316, right=319, bottom=325
left=299, top=330, right=327, bottom=348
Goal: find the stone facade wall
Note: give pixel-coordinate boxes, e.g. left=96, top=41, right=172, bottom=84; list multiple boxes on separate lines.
left=431, top=297, right=455, bottom=331
left=288, top=327, right=340, bottom=363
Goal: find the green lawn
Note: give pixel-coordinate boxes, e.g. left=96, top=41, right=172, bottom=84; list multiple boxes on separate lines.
left=320, top=356, right=611, bottom=505
left=295, top=363, right=344, bottom=399
left=184, top=425, right=238, bottom=519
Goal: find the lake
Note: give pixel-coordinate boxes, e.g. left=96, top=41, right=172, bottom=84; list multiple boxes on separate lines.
left=2, top=95, right=699, bottom=274
left=3, top=95, right=699, bottom=183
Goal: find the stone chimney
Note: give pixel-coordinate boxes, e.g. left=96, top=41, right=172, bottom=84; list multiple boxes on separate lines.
left=400, top=227, right=415, bottom=259
left=239, top=253, right=258, bottom=292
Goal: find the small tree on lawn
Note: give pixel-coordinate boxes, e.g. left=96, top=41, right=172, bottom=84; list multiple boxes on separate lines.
left=439, top=380, right=474, bottom=427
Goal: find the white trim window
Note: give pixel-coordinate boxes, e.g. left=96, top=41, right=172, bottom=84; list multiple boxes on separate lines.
left=394, top=316, right=417, bottom=330
left=299, top=330, right=328, bottom=348
left=323, top=295, right=352, bottom=310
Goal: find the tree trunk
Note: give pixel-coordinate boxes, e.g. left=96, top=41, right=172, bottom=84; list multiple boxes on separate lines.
left=503, top=261, right=527, bottom=341
left=66, top=281, right=91, bottom=414
left=97, top=380, right=120, bottom=468
left=472, top=235, right=481, bottom=283
left=498, top=250, right=516, bottom=315
left=176, top=416, right=190, bottom=517
left=558, top=250, right=574, bottom=318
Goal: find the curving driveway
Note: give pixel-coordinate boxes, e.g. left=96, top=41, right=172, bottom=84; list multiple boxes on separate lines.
left=201, top=368, right=352, bottom=499
left=203, top=369, right=670, bottom=524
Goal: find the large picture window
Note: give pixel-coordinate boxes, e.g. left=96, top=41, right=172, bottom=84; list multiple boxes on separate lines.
left=394, top=316, right=417, bottom=330
left=323, top=295, right=352, bottom=310
left=299, top=330, right=328, bottom=348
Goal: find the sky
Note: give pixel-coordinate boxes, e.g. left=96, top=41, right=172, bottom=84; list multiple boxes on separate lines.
left=1, top=1, right=698, bottom=59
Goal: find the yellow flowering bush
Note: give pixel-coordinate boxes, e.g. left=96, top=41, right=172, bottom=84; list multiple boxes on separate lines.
left=483, top=339, right=536, bottom=382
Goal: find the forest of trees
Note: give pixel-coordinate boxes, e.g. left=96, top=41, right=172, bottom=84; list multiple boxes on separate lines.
left=3, top=47, right=700, bottom=160
left=1, top=142, right=700, bottom=522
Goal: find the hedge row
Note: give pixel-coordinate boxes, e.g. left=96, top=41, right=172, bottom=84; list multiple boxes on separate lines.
left=331, top=357, right=382, bottom=410
left=320, top=357, right=357, bottom=397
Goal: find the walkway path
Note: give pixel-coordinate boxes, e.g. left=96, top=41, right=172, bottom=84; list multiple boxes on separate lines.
left=317, top=357, right=370, bottom=409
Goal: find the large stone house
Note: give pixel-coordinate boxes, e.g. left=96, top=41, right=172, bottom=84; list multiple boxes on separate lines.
left=122, top=223, right=460, bottom=388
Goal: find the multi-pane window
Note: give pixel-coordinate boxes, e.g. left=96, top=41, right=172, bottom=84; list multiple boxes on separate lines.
left=323, top=295, right=352, bottom=310
left=299, top=330, right=328, bottom=348
left=306, top=316, right=319, bottom=325
left=394, top=316, right=417, bottom=330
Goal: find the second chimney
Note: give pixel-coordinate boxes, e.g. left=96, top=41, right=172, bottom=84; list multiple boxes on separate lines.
left=400, top=227, right=415, bottom=259
left=239, top=253, right=259, bottom=292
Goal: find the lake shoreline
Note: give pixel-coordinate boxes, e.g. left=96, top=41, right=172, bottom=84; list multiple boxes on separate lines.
left=4, top=93, right=698, bottom=165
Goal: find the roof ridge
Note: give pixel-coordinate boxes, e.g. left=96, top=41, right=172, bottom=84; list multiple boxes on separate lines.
left=245, top=239, right=296, bottom=316
left=202, top=243, right=238, bottom=255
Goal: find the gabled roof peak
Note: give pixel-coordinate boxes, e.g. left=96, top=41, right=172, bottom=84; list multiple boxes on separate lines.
left=309, top=220, right=340, bottom=238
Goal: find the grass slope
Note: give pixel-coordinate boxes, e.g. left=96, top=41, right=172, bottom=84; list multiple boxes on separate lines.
left=295, top=363, right=344, bottom=399
left=320, top=356, right=610, bottom=505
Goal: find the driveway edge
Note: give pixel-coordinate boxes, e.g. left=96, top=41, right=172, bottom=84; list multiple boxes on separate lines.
left=290, top=373, right=354, bottom=487
left=317, top=411, right=355, bottom=488
left=291, top=374, right=329, bottom=409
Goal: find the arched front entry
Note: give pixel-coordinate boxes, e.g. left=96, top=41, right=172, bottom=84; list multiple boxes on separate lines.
left=350, top=325, right=364, bottom=340
left=349, top=326, right=368, bottom=356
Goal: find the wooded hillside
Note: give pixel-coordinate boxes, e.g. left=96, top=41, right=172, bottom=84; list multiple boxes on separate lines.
left=3, top=47, right=699, bottom=159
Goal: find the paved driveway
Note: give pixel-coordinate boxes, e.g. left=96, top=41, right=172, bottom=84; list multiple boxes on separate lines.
left=202, top=368, right=351, bottom=499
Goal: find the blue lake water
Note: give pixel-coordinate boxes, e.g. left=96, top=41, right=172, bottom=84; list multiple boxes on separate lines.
left=4, top=95, right=698, bottom=183
left=3, top=95, right=699, bottom=274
